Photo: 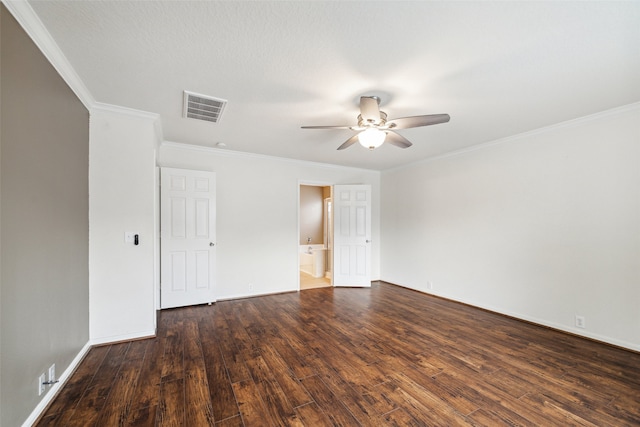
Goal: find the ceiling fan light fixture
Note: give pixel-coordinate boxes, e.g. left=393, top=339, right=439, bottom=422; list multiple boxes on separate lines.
left=358, top=128, right=386, bottom=150
left=302, top=95, right=449, bottom=151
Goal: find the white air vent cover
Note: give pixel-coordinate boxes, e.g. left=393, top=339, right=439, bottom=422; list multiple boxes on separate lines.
left=183, top=91, right=227, bottom=123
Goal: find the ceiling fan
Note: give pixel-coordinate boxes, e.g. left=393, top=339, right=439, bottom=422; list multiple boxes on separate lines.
left=301, top=96, right=450, bottom=150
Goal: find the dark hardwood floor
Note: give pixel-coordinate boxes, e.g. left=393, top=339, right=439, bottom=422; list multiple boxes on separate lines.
left=36, top=282, right=640, bottom=426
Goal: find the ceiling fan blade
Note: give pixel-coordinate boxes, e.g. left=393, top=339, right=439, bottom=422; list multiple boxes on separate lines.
left=301, top=125, right=352, bottom=129
left=337, top=134, right=360, bottom=150
left=385, top=131, right=413, bottom=149
left=360, top=96, right=381, bottom=123
left=388, top=114, right=450, bottom=129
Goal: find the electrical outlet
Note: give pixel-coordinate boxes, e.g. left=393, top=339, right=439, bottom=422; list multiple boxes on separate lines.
left=48, top=364, right=56, bottom=384
left=575, top=315, right=586, bottom=329
left=38, top=373, right=46, bottom=396
left=426, top=281, right=433, bottom=290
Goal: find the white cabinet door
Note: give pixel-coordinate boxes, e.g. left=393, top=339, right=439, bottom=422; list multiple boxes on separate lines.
left=160, top=168, right=216, bottom=308
left=333, top=185, right=371, bottom=287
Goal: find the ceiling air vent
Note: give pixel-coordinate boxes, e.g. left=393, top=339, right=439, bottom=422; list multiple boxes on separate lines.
left=183, top=91, right=227, bottom=123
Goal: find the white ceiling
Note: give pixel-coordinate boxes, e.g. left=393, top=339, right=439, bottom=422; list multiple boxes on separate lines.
left=26, top=1, right=640, bottom=170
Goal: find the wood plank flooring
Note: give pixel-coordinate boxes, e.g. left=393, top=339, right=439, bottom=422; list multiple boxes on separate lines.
left=36, top=282, right=640, bottom=426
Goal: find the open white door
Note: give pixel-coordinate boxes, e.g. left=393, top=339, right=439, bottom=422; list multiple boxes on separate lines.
left=160, top=167, right=216, bottom=309
left=333, top=185, right=371, bottom=287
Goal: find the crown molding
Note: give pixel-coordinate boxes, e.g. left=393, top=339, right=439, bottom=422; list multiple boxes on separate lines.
left=160, top=141, right=381, bottom=174
left=2, top=0, right=95, bottom=110
left=3, top=0, right=167, bottom=144
left=386, top=101, right=640, bottom=173
left=91, top=102, right=160, bottom=122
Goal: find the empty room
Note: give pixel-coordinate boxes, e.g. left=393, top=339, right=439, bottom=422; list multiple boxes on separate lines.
left=1, top=1, right=639, bottom=426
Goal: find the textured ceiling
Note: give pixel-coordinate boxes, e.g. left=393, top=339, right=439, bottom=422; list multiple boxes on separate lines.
left=26, top=1, right=640, bottom=170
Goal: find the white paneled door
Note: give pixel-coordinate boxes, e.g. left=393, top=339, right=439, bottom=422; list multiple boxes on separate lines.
left=333, top=185, right=371, bottom=287
left=160, top=168, right=216, bottom=309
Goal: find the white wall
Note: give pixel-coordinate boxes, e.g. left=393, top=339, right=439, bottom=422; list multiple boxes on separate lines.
left=89, top=105, right=159, bottom=343
left=158, top=143, right=381, bottom=300
left=381, top=103, right=640, bottom=351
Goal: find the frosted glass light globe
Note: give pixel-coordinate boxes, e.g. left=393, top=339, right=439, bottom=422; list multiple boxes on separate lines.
left=358, top=128, right=386, bottom=150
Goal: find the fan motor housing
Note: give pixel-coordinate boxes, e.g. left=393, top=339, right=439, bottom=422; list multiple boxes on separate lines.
left=357, top=111, right=387, bottom=127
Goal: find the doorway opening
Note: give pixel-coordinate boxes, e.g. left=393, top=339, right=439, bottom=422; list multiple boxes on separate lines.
left=299, top=184, right=332, bottom=290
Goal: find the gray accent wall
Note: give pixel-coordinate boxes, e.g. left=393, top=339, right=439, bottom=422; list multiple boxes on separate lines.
left=0, top=5, right=89, bottom=426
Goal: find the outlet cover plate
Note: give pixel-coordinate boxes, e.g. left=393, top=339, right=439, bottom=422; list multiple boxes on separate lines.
left=48, top=364, right=56, bottom=383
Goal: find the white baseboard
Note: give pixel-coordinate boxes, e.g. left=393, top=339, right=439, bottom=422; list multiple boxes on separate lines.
left=90, top=329, right=156, bottom=346
left=21, top=341, right=92, bottom=427
left=217, top=289, right=297, bottom=301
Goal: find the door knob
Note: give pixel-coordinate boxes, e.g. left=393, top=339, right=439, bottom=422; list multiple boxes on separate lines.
left=366, top=240, right=371, bottom=243
left=209, top=242, right=215, bottom=247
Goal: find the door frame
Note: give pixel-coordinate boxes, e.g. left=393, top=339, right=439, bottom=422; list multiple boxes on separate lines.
left=297, top=180, right=334, bottom=291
